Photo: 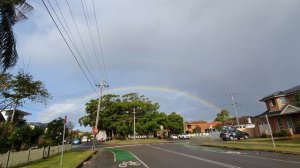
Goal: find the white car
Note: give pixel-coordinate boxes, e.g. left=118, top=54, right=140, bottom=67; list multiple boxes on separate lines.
left=170, top=134, right=178, bottom=139
left=178, top=133, right=190, bottom=139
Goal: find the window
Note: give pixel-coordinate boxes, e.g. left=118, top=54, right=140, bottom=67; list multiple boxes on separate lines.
left=286, top=116, right=294, bottom=129
left=271, top=99, right=276, bottom=106
left=276, top=118, right=284, bottom=130
left=280, top=97, right=286, bottom=105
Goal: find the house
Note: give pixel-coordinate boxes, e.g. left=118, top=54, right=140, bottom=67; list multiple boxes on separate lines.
left=185, top=121, right=221, bottom=133
left=0, top=109, right=31, bottom=123
left=256, top=85, right=300, bottom=135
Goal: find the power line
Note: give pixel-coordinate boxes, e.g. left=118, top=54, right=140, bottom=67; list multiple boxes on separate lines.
left=64, top=0, right=100, bottom=83
left=91, top=0, right=108, bottom=83
left=80, top=0, right=104, bottom=81
left=50, top=0, right=99, bottom=85
left=42, top=0, right=98, bottom=95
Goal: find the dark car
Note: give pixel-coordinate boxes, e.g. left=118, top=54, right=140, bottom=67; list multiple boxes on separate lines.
left=220, top=129, right=249, bottom=141
left=72, top=138, right=81, bottom=145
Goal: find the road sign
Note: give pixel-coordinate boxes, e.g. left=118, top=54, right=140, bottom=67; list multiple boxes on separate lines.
left=92, top=127, right=98, bottom=135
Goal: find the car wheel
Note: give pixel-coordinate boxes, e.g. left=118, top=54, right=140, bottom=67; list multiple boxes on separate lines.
left=229, top=136, right=234, bottom=141
left=222, top=138, right=227, bottom=141
left=237, top=137, right=240, bottom=140
left=244, top=135, right=249, bottom=140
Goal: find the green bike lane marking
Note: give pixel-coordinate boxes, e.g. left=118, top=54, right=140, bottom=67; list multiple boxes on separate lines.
left=104, top=148, right=135, bottom=162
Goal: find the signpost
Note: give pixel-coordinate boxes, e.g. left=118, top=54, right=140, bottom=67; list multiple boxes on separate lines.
left=60, top=115, right=67, bottom=166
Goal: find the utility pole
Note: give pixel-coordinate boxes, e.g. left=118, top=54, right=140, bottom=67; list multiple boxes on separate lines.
left=133, top=107, right=136, bottom=140
left=229, top=93, right=240, bottom=126
left=92, top=80, right=108, bottom=151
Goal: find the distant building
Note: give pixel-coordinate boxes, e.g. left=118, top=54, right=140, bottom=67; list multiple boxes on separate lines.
left=28, top=122, right=48, bottom=129
left=185, top=121, right=221, bottom=133
left=0, top=109, right=31, bottom=123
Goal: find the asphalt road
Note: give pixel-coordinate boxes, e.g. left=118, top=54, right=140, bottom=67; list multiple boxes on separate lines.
left=82, top=141, right=300, bottom=168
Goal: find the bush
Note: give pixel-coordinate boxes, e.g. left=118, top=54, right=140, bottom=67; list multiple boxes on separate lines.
left=260, top=133, right=269, bottom=138
left=273, top=130, right=289, bottom=137
left=38, top=138, right=53, bottom=147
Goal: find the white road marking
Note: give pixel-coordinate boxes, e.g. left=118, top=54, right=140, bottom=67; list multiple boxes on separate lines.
left=148, top=145, right=241, bottom=168
left=104, top=144, right=143, bottom=149
left=238, top=154, right=300, bottom=164
left=128, top=151, right=150, bottom=168
left=225, top=151, right=246, bottom=155
left=180, top=143, right=300, bottom=164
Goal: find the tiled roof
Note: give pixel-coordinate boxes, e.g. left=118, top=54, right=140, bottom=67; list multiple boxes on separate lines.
left=260, top=84, right=300, bottom=101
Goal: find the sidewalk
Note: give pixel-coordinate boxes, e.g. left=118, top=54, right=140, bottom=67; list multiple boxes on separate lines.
left=82, top=150, right=118, bottom=168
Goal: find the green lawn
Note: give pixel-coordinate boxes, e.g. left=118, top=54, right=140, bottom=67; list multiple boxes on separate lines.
left=202, top=138, right=300, bottom=154
left=22, top=150, right=93, bottom=168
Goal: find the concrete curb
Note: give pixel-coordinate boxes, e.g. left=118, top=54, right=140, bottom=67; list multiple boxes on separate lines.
left=201, top=144, right=300, bottom=155
left=75, top=151, right=98, bottom=168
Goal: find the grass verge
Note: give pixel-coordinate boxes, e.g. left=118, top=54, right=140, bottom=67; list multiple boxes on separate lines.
left=22, top=150, right=93, bottom=168
left=202, top=138, right=300, bottom=154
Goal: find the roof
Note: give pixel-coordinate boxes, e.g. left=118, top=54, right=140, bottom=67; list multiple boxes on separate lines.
left=256, top=105, right=300, bottom=117
left=260, top=84, right=300, bottom=101
left=1, top=109, right=31, bottom=116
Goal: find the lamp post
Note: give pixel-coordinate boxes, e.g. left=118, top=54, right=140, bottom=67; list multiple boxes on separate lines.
left=133, top=107, right=136, bottom=140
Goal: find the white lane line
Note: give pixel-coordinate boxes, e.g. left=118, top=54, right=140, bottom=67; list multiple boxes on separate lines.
left=148, top=145, right=241, bottom=168
left=238, top=154, right=300, bottom=164
left=128, top=151, right=150, bottom=168
left=181, top=143, right=300, bottom=164
left=104, top=144, right=143, bottom=149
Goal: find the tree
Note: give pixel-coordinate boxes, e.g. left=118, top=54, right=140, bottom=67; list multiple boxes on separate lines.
left=79, top=93, right=178, bottom=138
left=0, top=71, right=50, bottom=122
left=43, top=117, right=68, bottom=145
left=0, top=0, right=33, bottom=71
left=167, top=112, right=183, bottom=134
left=214, top=109, right=231, bottom=122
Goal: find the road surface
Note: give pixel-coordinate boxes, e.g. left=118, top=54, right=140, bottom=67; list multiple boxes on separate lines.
left=82, top=141, right=300, bottom=168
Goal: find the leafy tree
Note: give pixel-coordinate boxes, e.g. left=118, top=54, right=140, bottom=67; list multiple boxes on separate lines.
left=0, top=0, right=33, bottom=71
left=214, top=109, right=232, bottom=122
left=44, top=117, right=67, bottom=145
left=167, top=112, right=183, bottom=134
left=193, top=126, right=201, bottom=133
left=0, top=122, right=13, bottom=153
left=79, top=93, right=184, bottom=139
left=0, top=71, right=50, bottom=122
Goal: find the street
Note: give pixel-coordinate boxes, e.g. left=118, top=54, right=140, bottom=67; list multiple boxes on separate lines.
left=82, top=141, right=300, bottom=168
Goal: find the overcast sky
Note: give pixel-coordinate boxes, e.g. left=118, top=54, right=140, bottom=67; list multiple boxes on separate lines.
left=11, top=0, right=300, bottom=130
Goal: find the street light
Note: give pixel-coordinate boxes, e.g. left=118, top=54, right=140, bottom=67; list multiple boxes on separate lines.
left=126, top=107, right=141, bottom=140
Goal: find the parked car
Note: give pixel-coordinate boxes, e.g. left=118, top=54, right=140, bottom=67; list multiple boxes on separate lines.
left=220, top=128, right=249, bottom=141
left=170, top=134, right=178, bottom=139
left=178, top=133, right=190, bottom=139
left=72, top=138, right=81, bottom=145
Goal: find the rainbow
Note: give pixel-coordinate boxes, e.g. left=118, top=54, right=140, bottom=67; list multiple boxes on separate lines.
left=104, top=85, right=221, bottom=113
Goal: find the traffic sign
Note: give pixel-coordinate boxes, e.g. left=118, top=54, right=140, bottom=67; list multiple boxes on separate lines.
left=92, top=127, right=98, bottom=134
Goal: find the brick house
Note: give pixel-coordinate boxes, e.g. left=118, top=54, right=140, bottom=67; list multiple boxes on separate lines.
left=184, top=121, right=221, bottom=133
left=257, top=85, right=300, bottom=135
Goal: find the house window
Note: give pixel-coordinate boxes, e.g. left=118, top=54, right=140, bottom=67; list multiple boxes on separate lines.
left=276, top=118, right=284, bottom=130
left=286, top=116, right=294, bottom=129
left=280, top=97, right=286, bottom=105
left=271, top=99, right=276, bottom=106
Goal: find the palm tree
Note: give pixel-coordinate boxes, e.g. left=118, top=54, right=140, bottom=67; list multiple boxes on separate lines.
left=0, top=0, right=33, bottom=72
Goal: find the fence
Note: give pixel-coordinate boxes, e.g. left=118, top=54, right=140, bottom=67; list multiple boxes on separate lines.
left=0, top=144, right=72, bottom=168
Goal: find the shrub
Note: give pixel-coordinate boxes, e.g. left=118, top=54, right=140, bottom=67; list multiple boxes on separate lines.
left=273, top=130, right=289, bottom=137
left=260, top=133, right=269, bottom=138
